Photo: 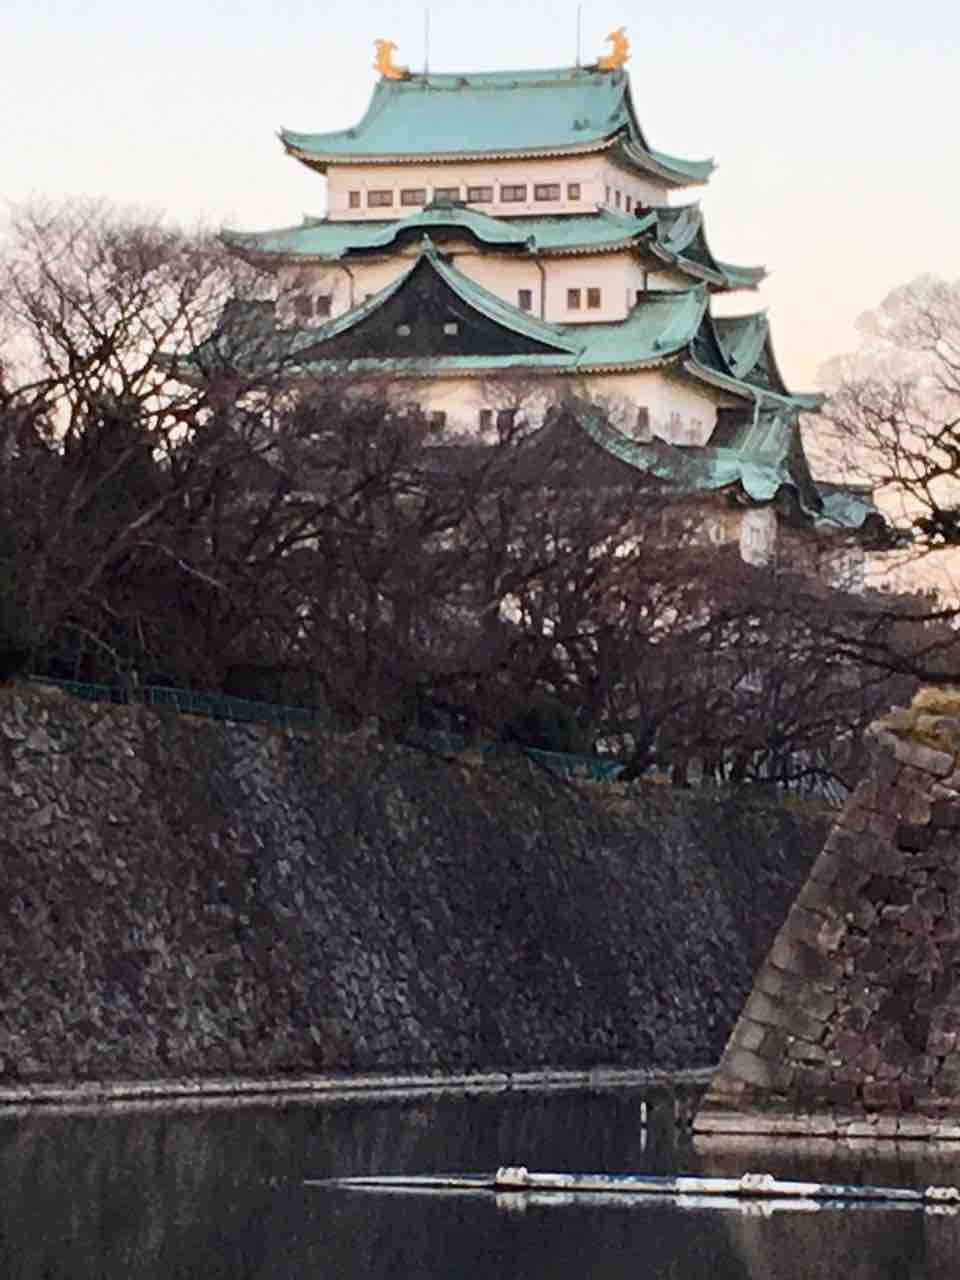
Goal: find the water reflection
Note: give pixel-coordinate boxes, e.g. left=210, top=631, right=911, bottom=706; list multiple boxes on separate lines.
left=0, top=1085, right=957, bottom=1278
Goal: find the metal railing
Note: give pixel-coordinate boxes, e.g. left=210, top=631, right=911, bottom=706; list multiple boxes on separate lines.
left=30, top=677, right=322, bottom=730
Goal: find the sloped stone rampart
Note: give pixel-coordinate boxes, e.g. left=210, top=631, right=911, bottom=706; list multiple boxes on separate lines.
left=696, top=697, right=960, bottom=1139
left=0, top=687, right=822, bottom=1085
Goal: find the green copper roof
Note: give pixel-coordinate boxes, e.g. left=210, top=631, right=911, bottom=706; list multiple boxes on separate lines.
left=647, top=206, right=766, bottom=290
left=296, top=247, right=707, bottom=372
left=171, top=258, right=875, bottom=534
left=569, top=289, right=708, bottom=368
left=281, top=66, right=713, bottom=187
left=714, top=314, right=769, bottom=379
left=186, top=245, right=810, bottom=406
left=222, top=206, right=658, bottom=263
left=571, top=401, right=880, bottom=531
left=711, top=313, right=810, bottom=401
left=223, top=202, right=760, bottom=291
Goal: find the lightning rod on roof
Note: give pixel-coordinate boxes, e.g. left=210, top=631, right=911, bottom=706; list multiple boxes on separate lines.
left=424, top=7, right=431, bottom=74
left=576, top=5, right=583, bottom=67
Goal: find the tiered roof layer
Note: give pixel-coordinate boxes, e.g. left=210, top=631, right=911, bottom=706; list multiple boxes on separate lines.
left=281, top=66, right=713, bottom=187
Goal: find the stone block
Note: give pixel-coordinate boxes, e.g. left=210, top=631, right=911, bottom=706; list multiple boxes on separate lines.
left=826, top=1080, right=859, bottom=1108
left=770, top=936, right=835, bottom=983
left=891, top=737, right=956, bottom=778
left=786, top=1039, right=829, bottom=1068
left=742, top=989, right=829, bottom=1047
left=786, top=905, right=830, bottom=948
left=724, top=1048, right=777, bottom=1089
left=735, top=1020, right=767, bottom=1054
left=818, top=915, right=848, bottom=953
left=931, top=799, right=960, bottom=829
left=796, top=880, right=837, bottom=914
left=897, top=822, right=935, bottom=853
left=897, top=787, right=932, bottom=827
left=853, top=778, right=881, bottom=811
left=862, top=1080, right=902, bottom=1110
left=869, top=810, right=902, bottom=841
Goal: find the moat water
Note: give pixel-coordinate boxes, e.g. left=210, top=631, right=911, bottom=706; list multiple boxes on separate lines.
left=2, top=1083, right=959, bottom=1278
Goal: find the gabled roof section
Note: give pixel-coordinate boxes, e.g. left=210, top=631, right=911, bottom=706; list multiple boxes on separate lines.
left=290, top=250, right=708, bottom=373
left=293, top=240, right=581, bottom=361
left=281, top=65, right=713, bottom=188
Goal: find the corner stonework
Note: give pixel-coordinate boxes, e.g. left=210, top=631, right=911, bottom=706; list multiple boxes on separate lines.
left=695, top=690, right=960, bottom=1140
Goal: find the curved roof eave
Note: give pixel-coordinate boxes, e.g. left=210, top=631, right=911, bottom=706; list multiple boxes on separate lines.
left=616, top=140, right=714, bottom=187
left=282, top=136, right=621, bottom=172
left=642, top=208, right=763, bottom=292
left=714, top=313, right=770, bottom=379
left=682, top=356, right=821, bottom=410
left=221, top=207, right=664, bottom=266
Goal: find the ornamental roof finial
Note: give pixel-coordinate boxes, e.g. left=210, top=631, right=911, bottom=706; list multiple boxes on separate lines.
left=374, top=39, right=409, bottom=80
left=597, top=27, right=629, bottom=71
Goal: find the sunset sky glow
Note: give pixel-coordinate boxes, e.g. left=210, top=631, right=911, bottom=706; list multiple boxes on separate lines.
left=4, top=0, right=959, bottom=392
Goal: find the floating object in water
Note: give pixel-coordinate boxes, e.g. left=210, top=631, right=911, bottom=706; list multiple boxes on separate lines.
left=308, top=1165, right=960, bottom=1208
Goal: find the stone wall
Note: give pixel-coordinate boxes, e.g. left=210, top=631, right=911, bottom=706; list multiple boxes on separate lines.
left=696, top=691, right=960, bottom=1139
left=0, top=686, right=824, bottom=1085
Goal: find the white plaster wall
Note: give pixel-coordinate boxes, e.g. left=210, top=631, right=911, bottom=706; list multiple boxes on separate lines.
left=539, top=255, right=647, bottom=323
left=327, top=154, right=671, bottom=220
left=281, top=246, right=658, bottom=327
left=596, top=160, right=673, bottom=213
left=739, top=506, right=778, bottom=566
left=452, top=255, right=546, bottom=316
left=350, top=366, right=731, bottom=446
left=591, top=370, right=732, bottom=445
left=645, top=267, right=693, bottom=291
left=276, top=264, right=355, bottom=326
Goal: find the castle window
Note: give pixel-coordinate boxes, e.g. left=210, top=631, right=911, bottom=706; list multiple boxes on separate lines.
left=368, top=189, right=394, bottom=207
left=614, top=190, right=622, bottom=208
left=467, top=185, right=493, bottom=203
left=500, top=184, right=527, bottom=203
left=625, top=195, right=632, bottom=213
left=478, top=409, right=493, bottom=429
left=348, top=191, right=361, bottom=209
left=567, top=182, right=581, bottom=200
left=430, top=410, right=447, bottom=428
left=315, top=293, right=332, bottom=318
left=517, top=288, right=533, bottom=312
left=400, top=188, right=427, bottom=206
left=605, top=186, right=611, bottom=204
left=292, top=294, right=312, bottom=321
left=497, top=408, right=517, bottom=430
left=635, top=406, right=651, bottom=439
left=433, top=186, right=460, bottom=201
left=534, top=183, right=561, bottom=202
left=587, top=287, right=602, bottom=309
left=567, top=288, right=582, bottom=310
left=443, top=321, right=459, bottom=335
left=635, top=289, right=644, bottom=305
left=396, top=323, right=412, bottom=336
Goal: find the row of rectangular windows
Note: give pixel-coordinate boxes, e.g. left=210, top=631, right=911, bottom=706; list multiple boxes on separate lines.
left=292, top=284, right=609, bottom=323
left=605, top=186, right=640, bottom=214
left=517, top=287, right=603, bottom=312
left=348, top=182, right=582, bottom=210
left=370, top=406, right=653, bottom=433
left=476, top=406, right=650, bottom=431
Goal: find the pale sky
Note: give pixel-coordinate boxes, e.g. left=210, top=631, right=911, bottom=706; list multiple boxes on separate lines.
left=4, top=0, right=959, bottom=390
